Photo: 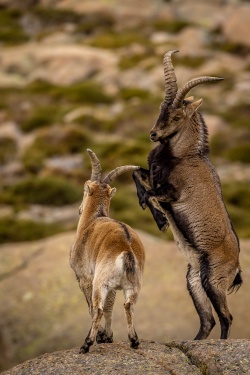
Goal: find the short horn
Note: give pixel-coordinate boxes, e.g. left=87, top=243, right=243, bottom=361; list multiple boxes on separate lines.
left=87, top=149, right=102, bottom=181
left=163, top=50, right=179, bottom=106
left=172, top=76, right=224, bottom=109
left=103, top=166, right=140, bottom=185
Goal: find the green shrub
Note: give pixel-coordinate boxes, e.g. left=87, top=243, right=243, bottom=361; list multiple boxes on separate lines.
left=32, top=7, right=81, bottom=25
left=120, top=87, right=151, bottom=101
left=0, top=137, right=17, bottom=163
left=20, top=106, right=61, bottom=132
left=28, top=125, right=90, bottom=156
left=220, top=104, right=250, bottom=129
left=89, top=32, right=151, bottom=49
left=0, top=8, right=28, bottom=45
left=225, top=144, right=250, bottom=164
left=25, top=81, right=113, bottom=104
left=222, top=181, right=250, bottom=238
left=0, top=176, right=82, bottom=206
left=153, top=19, right=190, bottom=33
left=0, top=217, right=63, bottom=243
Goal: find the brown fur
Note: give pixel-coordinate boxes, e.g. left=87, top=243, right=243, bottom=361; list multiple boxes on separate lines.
left=133, top=52, right=242, bottom=339
left=70, top=180, right=145, bottom=353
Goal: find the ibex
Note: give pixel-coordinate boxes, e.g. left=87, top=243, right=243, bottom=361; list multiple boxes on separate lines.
left=133, top=50, right=242, bottom=340
left=70, top=149, right=145, bottom=353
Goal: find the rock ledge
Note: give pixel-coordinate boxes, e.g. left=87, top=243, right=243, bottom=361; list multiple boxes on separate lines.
left=2, top=339, right=250, bottom=375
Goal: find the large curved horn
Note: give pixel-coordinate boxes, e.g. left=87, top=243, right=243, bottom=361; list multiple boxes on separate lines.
left=163, top=50, right=179, bottom=105
left=87, top=148, right=102, bottom=181
left=172, top=76, right=224, bottom=109
left=103, top=165, right=140, bottom=185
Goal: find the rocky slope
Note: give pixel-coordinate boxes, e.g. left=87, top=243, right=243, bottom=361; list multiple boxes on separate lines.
left=0, top=0, right=250, bottom=240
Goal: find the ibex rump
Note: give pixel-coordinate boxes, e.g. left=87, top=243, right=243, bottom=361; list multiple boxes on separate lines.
left=70, top=149, right=145, bottom=353
left=133, top=50, right=242, bottom=339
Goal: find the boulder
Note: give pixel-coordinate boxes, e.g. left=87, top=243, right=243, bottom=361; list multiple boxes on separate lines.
left=2, top=339, right=250, bottom=375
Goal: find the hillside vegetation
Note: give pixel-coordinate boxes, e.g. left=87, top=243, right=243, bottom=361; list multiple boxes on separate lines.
left=0, top=0, right=250, bottom=241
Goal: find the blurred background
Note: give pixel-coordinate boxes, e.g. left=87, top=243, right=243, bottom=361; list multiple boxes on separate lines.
left=0, top=0, right=249, bottom=371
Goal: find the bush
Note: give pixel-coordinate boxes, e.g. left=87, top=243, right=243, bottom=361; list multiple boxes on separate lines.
left=0, top=8, right=28, bottom=45
left=0, top=176, right=82, bottom=206
left=0, top=137, right=17, bottom=163
left=222, top=181, right=250, bottom=238
left=153, top=19, right=190, bottom=33
left=0, top=217, right=63, bottom=243
left=20, top=106, right=61, bottom=132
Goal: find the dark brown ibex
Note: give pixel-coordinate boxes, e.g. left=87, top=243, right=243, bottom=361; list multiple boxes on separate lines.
left=70, top=149, right=145, bottom=353
left=133, top=50, right=242, bottom=340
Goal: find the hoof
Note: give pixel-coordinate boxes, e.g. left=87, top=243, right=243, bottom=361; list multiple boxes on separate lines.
left=96, top=330, right=113, bottom=344
left=160, top=221, right=169, bottom=232
left=79, top=345, right=89, bottom=354
left=129, top=335, right=140, bottom=349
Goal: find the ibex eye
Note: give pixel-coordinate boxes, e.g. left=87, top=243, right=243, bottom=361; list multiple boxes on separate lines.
left=173, top=115, right=181, bottom=121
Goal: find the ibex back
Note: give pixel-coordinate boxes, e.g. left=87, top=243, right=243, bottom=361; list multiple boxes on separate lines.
left=133, top=50, right=242, bottom=339
left=70, top=149, right=145, bottom=353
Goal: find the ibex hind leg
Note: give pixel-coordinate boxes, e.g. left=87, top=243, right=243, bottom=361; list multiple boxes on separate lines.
left=80, top=287, right=107, bottom=353
left=186, top=264, right=215, bottom=340
left=200, top=264, right=233, bottom=339
left=124, top=290, right=139, bottom=349
left=96, top=289, right=116, bottom=344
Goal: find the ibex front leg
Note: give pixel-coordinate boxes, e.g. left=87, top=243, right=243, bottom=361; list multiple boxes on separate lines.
left=133, top=169, right=168, bottom=231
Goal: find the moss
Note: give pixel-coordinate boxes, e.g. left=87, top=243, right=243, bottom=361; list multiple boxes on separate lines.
left=89, top=32, right=151, bottom=49
left=0, top=137, right=17, bottom=163
left=153, top=19, right=190, bottom=33
left=222, top=181, right=250, bottom=238
left=225, top=143, right=250, bottom=164
left=175, top=56, right=206, bottom=68
left=120, top=87, right=151, bottom=101
left=76, top=115, right=115, bottom=132
left=0, top=176, right=82, bottom=207
left=50, top=82, right=113, bottom=104
left=118, top=54, right=148, bottom=70
left=220, top=104, right=250, bottom=130
left=20, top=106, right=62, bottom=132
left=25, top=80, right=114, bottom=104
left=0, top=217, right=63, bottom=243
left=0, top=8, right=28, bottom=45
left=90, top=138, right=149, bottom=172
left=32, top=7, right=81, bottom=25
left=76, top=12, right=114, bottom=35
left=25, top=124, right=90, bottom=157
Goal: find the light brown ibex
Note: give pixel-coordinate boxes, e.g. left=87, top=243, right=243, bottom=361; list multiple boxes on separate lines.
left=70, top=149, right=145, bottom=353
left=133, top=50, right=242, bottom=340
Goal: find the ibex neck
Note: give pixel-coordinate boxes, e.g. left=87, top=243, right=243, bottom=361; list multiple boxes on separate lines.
left=77, top=200, right=109, bottom=233
left=169, top=113, right=209, bottom=158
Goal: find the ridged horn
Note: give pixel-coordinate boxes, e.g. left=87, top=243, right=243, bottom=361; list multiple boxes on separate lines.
left=163, top=50, right=179, bottom=105
left=87, top=148, right=102, bottom=181
left=172, top=76, right=224, bottom=109
left=103, top=165, right=140, bottom=185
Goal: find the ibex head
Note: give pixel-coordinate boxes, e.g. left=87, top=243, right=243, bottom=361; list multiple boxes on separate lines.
left=81, top=149, right=139, bottom=213
left=150, top=50, right=223, bottom=143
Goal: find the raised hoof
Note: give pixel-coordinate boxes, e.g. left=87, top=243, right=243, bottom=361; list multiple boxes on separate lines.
left=160, top=221, right=169, bottom=232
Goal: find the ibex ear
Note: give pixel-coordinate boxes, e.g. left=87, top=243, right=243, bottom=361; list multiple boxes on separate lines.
left=185, top=99, right=203, bottom=118
left=185, top=96, right=194, bottom=102
left=109, top=187, right=116, bottom=199
left=85, top=183, right=93, bottom=196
